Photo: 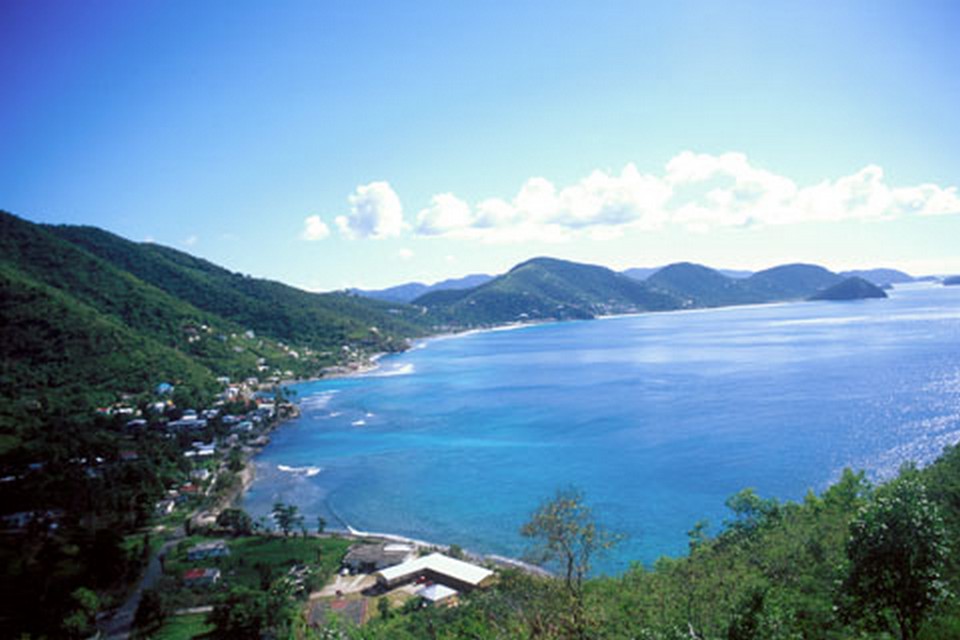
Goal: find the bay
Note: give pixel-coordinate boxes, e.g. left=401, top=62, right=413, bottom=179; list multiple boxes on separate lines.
left=242, top=283, right=960, bottom=573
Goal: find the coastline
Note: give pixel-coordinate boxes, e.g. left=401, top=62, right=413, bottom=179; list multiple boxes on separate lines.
left=237, top=362, right=554, bottom=576
left=233, top=446, right=551, bottom=577
left=243, top=290, right=914, bottom=576
left=238, top=300, right=799, bottom=572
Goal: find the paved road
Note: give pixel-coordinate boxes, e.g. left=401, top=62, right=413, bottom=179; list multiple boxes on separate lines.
left=100, top=527, right=184, bottom=640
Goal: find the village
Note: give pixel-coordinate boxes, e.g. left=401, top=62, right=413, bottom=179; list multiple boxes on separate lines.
left=70, top=372, right=516, bottom=638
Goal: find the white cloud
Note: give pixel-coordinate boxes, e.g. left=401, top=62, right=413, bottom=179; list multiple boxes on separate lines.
left=405, top=152, right=960, bottom=241
left=329, top=154, right=960, bottom=244
left=301, top=215, right=331, bottom=241
left=334, top=181, right=404, bottom=239
left=415, top=193, right=473, bottom=235
left=397, top=247, right=415, bottom=260
left=183, top=235, right=198, bottom=246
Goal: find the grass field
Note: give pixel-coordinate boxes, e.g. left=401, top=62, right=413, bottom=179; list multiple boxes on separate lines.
left=162, top=534, right=353, bottom=599
left=151, top=613, right=212, bottom=640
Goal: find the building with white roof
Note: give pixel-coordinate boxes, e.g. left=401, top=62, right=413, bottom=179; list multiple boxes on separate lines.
left=374, top=552, right=495, bottom=592
left=417, top=583, right=459, bottom=606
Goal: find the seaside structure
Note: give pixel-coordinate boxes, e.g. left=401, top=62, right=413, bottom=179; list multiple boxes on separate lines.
left=417, top=583, right=459, bottom=607
left=342, top=542, right=415, bottom=573
left=374, top=552, right=495, bottom=592
left=187, top=540, right=231, bottom=561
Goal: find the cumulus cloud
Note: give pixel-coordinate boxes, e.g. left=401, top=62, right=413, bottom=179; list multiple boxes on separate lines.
left=324, top=154, right=960, bottom=244
left=404, top=152, right=960, bottom=241
left=334, top=181, right=404, bottom=239
left=415, top=193, right=473, bottom=235
left=397, top=247, right=415, bottom=260
left=301, top=215, right=331, bottom=241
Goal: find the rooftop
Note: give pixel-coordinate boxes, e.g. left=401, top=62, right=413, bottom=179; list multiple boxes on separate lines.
left=418, top=583, right=458, bottom=602
left=376, top=552, right=494, bottom=587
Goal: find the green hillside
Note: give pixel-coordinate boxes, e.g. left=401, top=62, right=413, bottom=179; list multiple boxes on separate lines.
left=745, top=263, right=844, bottom=300
left=0, top=211, right=431, bottom=418
left=51, top=224, right=428, bottom=352
left=0, top=265, right=218, bottom=422
left=645, top=262, right=765, bottom=307
left=416, top=257, right=681, bottom=325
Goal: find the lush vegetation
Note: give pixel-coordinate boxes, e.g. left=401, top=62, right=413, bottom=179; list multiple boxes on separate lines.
left=149, top=613, right=213, bottom=640
left=313, top=447, right=960, bottom=640
left=52, top=223, right=429, bottom=353
left=415, top=257, right=681, bottom=325
left=413, top=258, right=864, bottom=327
left=645, top=262, right=766, bottom=307
left=0, top=211, right=430, bottom=419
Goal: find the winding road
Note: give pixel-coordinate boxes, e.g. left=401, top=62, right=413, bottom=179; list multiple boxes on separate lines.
left=100, top=527, right=184, bottom=640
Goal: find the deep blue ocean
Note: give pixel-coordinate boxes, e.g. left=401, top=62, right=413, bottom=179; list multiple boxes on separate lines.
left=242, top=283, right=960, bottom=573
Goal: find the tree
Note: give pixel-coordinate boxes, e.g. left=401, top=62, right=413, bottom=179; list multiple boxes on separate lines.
left=840, top=474, right=950, bottom=640
left=227, top=447, right=245, bottom=473
left=272, top=501, right=303, bottom=537
left=316, top=515, right=327, bottom=534
left=208, top=587, right=273, bottom=639
left=521, top=487, right=621, bottom=638
left=60, top=587, right=99, bottom=639
left=377, top=596, right=391, bottom=620
left=723, top=488, right=780, bottom=537
left=217, top=507, right=253, bottom=536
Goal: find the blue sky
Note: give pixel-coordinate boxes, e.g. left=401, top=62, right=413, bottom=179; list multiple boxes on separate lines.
left=2, top=0, right=959, bottom=290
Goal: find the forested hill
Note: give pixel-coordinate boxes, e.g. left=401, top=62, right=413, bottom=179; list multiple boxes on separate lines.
left=51, top=224, right=428, bottom=350
left=354, top=273, right=493, bottom=303
left=414, top=256, right=682, bottom=325
left=0, top=211, right=429, bottom=420
left=413, top=257, right=871, bottom=326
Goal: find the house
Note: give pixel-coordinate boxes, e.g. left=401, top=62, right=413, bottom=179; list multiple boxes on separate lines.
left=155, top=499, right=175, bottom=516
left=187, top=540, right=231, bottom=561
left=342, top=543, right=415, bottom=574
left=184, top=442, right=215, bottom=458
left=167, top=418, right=208, bottom=431
left=190, top=468, right=212, bottom=482
left=374, top=553, right=495, bottom=592
left=417, top=583, right=459, bottom=607
left=176, top=484, right=200, bottom=502
left=183, top=567, right=221, bottom=586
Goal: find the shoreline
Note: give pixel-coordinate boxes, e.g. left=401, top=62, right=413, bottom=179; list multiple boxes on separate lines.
left=232, top=453, right=550, bottom=577
left=244, top=289, right=919, bottom=578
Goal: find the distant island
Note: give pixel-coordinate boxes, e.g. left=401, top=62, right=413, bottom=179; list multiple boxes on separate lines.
left=809, top=276, right=888, bottom=301
left=943, top=275, right=960, bottom=286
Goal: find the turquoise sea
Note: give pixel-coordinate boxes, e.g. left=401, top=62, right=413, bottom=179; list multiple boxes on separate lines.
left=242, top=283, right=960, bottom=573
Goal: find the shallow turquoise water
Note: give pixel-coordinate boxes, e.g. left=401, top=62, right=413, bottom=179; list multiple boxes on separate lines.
left=242, top=283, right=960, bottom=573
